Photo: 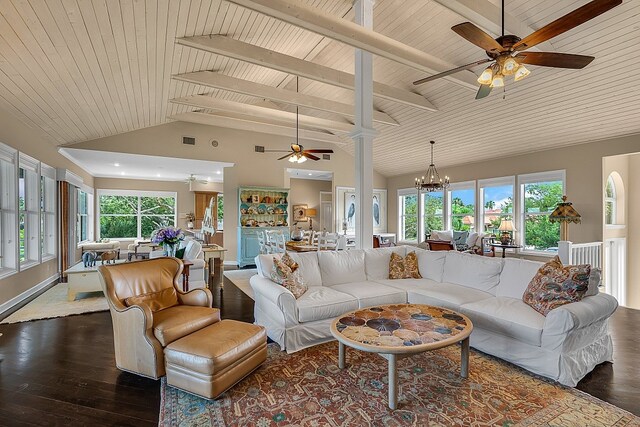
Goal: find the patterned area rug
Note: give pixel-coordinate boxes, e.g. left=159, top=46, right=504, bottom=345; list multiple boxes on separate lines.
left=0, top=283, right=108, bottom=324
left=159, top=342, right=640, bottom=427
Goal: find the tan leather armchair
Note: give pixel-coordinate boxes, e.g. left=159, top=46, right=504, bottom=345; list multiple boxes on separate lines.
left=98, top=257, right=220, bottom=379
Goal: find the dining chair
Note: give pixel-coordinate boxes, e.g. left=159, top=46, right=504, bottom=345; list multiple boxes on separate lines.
left=266, top=230, right=286, bottom=253
left=257, top=230, right=270, bottom=254
left=318, top=232, right=340, bottom=251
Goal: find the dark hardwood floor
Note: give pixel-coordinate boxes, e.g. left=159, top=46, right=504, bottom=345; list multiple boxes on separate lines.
left=0, top=269, right=638, bottom=426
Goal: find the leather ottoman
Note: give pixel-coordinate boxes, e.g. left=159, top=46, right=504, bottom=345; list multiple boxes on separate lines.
left=164, top=319, right=267, bottom=399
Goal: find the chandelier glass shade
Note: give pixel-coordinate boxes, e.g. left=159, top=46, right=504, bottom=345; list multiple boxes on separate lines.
left=415, top=140, right=450, bottom=192
left=477, top=56, right=532, bottom=88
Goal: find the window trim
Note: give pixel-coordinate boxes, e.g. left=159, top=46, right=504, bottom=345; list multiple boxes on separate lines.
left=0, top=144, right=17, bottom=279
left=96, top=189, right=178, bottom=240
left=40, top=163, right=57, bottom=262
left=517, top=170, right=566, bottom=256
left=18, top=153, right=41, bottom=269
left=398, top=188, right=419, bottom=243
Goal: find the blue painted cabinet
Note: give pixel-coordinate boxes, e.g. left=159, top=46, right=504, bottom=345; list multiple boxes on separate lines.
left=237, top=186, right=290, bottom=267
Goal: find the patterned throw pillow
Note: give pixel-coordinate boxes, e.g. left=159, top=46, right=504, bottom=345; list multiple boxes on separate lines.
left=388, top=252, right=422, bottom=280
left=522, top=256, right=590, bottom=316
left=281, top=252, right=299, bottom=272
left=270, top=257, right=308, bottom=299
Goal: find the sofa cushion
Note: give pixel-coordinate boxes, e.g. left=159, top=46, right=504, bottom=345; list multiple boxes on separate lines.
left=318, top=250, right=366, bottom=286
left=256, top=253, right=279, bottom=278
left=388, top=252, right=422, bottom=279
left=586, top=268, right=601, bottom=297
left=407, top=281, right=494, bottom=311
left=413, top=249, right=446, bottom=282
left=270, top=258, right=308, bottom=299
left=496, top=258, right=544, bottom=299
left=296, top=287, right=358, bottom=323
left=364, top=247, right=406, bottom=280
left=330, top=281, right=407, bottom=308
left=153, top=305, right=221, bottom=346
left=430, top=230, right=453, bottom=242
left=287, top=251, right=323, bottom=287
left=522, top=256, right=590, bottom=316
left=460, top=297, right=546, bottom=347
left=374, top=278, right=431, bottom=292
left=442, top=251, right=503, bottom=294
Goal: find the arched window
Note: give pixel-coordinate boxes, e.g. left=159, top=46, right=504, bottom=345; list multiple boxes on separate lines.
left=605, top=174, right=617, bottom=225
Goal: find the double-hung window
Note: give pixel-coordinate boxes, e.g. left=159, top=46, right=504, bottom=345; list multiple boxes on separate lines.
left=19, top=154, right=40, bottom=267
left=518, top=171, right=565, bottom=253
left=447, top=181, right=475, bottom=232
left=0, top=144, right=17, bottom=276
left=604, top=174, right=617, bottom=225
left=216, top=194, right=224, bottom=230
left=98, top=190, right=177, bottom=239
left=479, top=177, right=515, bottom=235
left=398, top=189, right=418, bottom=242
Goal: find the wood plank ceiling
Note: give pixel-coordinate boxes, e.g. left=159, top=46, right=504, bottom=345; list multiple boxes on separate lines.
left=0, top=0, right=638, bottom=177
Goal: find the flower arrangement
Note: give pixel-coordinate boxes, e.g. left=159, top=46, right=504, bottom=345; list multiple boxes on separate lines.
left=151, top=226, right=184, bottom=256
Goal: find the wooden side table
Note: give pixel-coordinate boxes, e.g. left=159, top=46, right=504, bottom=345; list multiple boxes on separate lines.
left=181, top=260, right=194, bottom=292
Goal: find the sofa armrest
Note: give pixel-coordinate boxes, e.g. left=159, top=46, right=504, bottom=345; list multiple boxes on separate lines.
left=177, top=288, right=213, bottom=308
left=250, top=275, right=298, bottom=327
left=543, top=293, right=618, bottom=335
left=188, top=258, right=206, bottom=269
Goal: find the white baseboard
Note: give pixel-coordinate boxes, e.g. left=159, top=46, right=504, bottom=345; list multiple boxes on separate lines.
left=0, top=273, right=59, bottom=316
left=223, top=260, right=238, bottom=267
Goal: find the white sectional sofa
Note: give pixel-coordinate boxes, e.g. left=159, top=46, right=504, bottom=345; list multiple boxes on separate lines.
left=250, top=246, right=618, bottom=386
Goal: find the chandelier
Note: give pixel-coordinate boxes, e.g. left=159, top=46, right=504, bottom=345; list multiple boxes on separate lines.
left=414, top=140, right=450, bottom=192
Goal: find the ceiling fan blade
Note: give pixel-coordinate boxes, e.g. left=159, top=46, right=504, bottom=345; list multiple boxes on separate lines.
left=475, top=84, right=492, bottom=100
left=304, top=149, right=334, bottom=153
left=413, top=59, right=492, bottom=86
left=277, top=154, right=292, bottom=161
left=516, top=52, right=595, bottom=69
left=303, top=153, right=321, bottom=161
left=452, top=22, right=504, bottom=53
left=513, top=0, right=622, bottom=51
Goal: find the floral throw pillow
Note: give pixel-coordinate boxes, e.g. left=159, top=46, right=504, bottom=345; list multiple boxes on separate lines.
left=389, top=252, right=422, bottom=280
left=281, top=252, right=299, bottom=272
left=522, top=256, right=590, bottom=316
left=270, top=257, right=307, bottom=299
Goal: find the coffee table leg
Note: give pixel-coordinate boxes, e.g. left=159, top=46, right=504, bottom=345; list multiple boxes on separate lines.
left=388, top=353, right=398, bottom=410
left=461, top=337, right=470, bottom=378
left=338, top=342, right=346, bottom=369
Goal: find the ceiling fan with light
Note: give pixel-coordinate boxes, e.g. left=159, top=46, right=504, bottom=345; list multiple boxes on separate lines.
left=184, top=174, right=209, bottom=185
left=413, top=0, right=622, bottom=99
left=265, top=76, right=334, bottom=163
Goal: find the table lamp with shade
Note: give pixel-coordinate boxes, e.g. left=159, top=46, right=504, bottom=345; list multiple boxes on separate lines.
left=306, top=208, right=317, bottom=230
left=549, top=195, right=581, bottom=241
left=498, top=219, right=515, bottom=245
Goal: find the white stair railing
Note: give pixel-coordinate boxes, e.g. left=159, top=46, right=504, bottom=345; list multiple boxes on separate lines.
left=558, top=241, right=602, bottom=269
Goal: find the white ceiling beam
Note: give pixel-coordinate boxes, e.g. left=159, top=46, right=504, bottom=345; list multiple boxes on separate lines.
left=171, top=94, right=354, bottom=133
left=224, top=0, right=478, bottom=91
left=432, top=0, right=555, bottom=52
left=172, top=71, right=399, bottom=126
left=169, top=111, right=345, bottom=145
left=177, top=35, right=438, bottom=112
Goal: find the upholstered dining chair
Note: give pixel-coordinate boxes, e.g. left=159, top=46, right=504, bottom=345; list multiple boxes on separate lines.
left=98, top=257, right=220, bottom=379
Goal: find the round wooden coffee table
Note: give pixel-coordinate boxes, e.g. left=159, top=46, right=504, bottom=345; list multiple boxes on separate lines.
left=330, top=304, right=473, bottom=410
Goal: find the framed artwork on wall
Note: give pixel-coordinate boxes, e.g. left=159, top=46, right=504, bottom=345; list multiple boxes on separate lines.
left=293, top=204, right=308, bottom=222
left=335, top=187, right=387, bottom=234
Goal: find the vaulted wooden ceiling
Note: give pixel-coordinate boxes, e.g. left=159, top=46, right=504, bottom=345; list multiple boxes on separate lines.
left=0, top=0, right=638, bottom=176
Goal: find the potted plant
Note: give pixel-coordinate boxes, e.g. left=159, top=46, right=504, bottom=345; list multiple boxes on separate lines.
left=151, top=226, right=184, bottom=257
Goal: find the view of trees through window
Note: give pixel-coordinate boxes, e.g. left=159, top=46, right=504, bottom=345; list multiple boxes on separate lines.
left=482, top=184, right=513, bottom=235
left=99, top=193, right=176, bottom=239
left=523, top=181, right=563, bottom=251
left=399, top=193, right=418, bottom=240
left=605, top=176, right=616, bottom=225
left=422, top=191, right=443, bottom=236
left=449, top=188, right=474, bottom=232
left=217, top=194, right=224, bottom=230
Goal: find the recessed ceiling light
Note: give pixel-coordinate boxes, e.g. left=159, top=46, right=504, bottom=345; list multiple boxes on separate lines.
left=206, top=177, right=211, bottom=182
left=156, top=173, right=161, bottom=177
left=114, top=163, right=120, bottom=167
left=216, top=171, right=221, bottom=175
left=308, top=173, right=313, bottom=176
left=120, top=171, right=125, bottom=176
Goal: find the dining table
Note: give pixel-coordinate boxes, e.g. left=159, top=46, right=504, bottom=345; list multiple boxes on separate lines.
left=285, top=241, right=318, bottom=252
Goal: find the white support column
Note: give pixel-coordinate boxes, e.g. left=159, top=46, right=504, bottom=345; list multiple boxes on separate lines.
left=352, top=0, right=376, bottom=250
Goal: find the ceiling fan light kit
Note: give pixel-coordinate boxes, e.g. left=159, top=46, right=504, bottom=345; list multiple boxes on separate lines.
left=415, top=141, right=450, bottom=192
left=413, top=0, right=621, bottom=99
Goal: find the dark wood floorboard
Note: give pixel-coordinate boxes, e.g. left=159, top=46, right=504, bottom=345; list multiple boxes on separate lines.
left=0, top=267, right=638, bottom=426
